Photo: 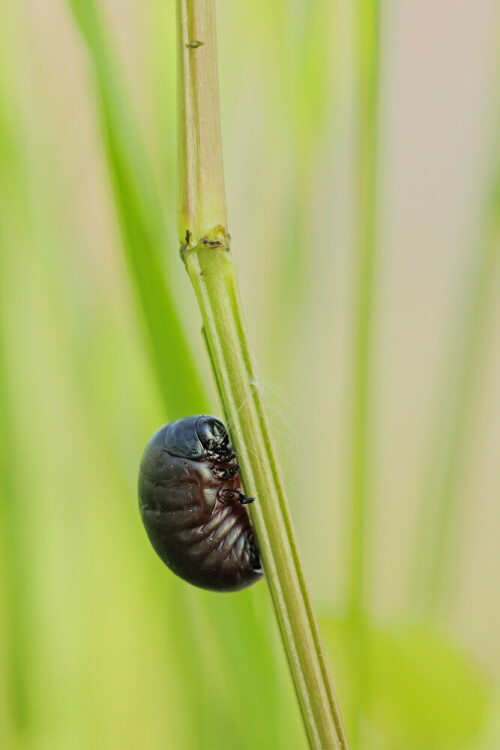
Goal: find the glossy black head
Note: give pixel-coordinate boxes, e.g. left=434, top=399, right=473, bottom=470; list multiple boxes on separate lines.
left=195, top=415, right=232, bottom=459
left=163, top=415, right=233, bottom=461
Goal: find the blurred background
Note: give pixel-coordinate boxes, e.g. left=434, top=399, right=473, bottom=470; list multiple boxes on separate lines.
left=1, top=0, right=499, bottom=748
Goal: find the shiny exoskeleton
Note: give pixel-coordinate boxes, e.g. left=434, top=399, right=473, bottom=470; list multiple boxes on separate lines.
left=138, top=416, right=263, bottom=592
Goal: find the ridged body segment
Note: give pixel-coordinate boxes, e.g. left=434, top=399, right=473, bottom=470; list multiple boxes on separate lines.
left=138, top=417, right=262, bottom=592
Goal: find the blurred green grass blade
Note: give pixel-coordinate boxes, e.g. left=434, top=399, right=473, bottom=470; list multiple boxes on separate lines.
left=267, top=2, right=339, bottom=366
left=0, top=279, right=32, bottom=744
left=346, top=0, right=381, bottom=746
left=0, top=57, right=33, bottom=746
left=64, top=6, right=300, bottom=750
left=412, top=132, right=500, bottom=617
left=348, top=0, right=381, bottom=624
left=66, top=0, right=205, bottom=418
left=63, top=5, right=209, bottom=748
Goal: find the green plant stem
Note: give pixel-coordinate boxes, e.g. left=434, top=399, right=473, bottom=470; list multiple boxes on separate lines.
left=177, top=1, right=349, bottom=748
left=346, top=0, right=381, bottom=746
left=185, top=245, right=348, bottom=750
left=177, top=0, right=227, bottom=242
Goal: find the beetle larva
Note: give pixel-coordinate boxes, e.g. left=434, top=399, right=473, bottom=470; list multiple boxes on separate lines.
left=138, top=415, right=263, bottom=592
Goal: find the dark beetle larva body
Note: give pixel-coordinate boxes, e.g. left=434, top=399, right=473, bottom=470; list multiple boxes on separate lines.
left=138, top=415, right=263, bottom=592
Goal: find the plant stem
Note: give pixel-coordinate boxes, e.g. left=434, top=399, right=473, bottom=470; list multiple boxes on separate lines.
left=185, top=247, right=348, bottom=750
left=177, top=1, right=349, bottom=748
left=177, top=0, right=227, bottom=243
left=346, top=0, right=381, bottom=746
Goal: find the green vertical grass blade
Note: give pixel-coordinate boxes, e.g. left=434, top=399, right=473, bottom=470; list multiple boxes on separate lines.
left=63, top=5, right=209, bottom=748
left=267, top=2, right=339, bottom=367
left=65, top=5, right=299, bottom=750
left=0, top=39, right=33, bottom=744
left=0, top=274, right=33, bottom=747
left=66, top=0, right=204, bottom=418
left=346, top=0, right=381, bottom=746
left=348, top=0, right=381, bottom=628
left=0, top=240, right=31, bottom=749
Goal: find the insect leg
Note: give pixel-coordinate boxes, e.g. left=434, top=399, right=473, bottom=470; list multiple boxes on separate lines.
left=218, top=489, right=255, bottom=505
